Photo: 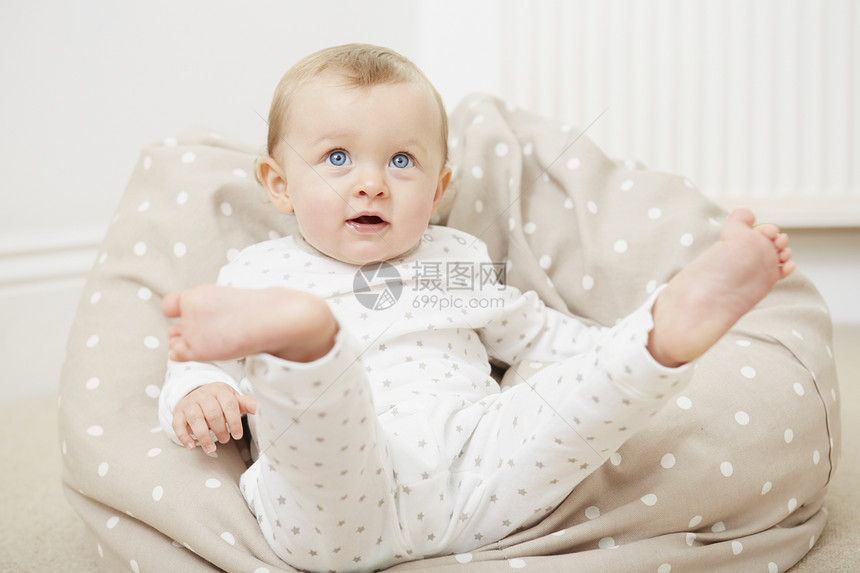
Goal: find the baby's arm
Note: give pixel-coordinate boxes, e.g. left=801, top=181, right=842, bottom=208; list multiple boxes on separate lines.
left=172, top=382, right=257, bottom=453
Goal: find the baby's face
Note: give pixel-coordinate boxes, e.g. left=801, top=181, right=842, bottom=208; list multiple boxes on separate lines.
left=273, top=75, right=450, bottom=265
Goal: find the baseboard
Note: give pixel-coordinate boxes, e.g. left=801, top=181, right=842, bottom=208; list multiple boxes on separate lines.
left=0, top=226, right=105, bottom=406
left=714, top=196, right=860, bottom=229
left=0, top=225, right=105, bottom=287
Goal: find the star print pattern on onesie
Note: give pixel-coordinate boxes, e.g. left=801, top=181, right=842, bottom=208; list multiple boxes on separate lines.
left=160, top=225, right=692, bottom=572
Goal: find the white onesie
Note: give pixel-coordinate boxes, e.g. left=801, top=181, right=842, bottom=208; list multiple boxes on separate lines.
left=159, top=225, right=691, bottom=572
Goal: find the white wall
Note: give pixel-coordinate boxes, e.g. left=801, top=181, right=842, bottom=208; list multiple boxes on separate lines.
left=0, top=2, right=411, bottom=241
left=1, top=0, right=856, bottom=405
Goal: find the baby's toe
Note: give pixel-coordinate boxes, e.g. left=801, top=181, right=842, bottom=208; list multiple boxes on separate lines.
left=168, top=338, right=193, bottom=362
left=754, top=223, right=781, bottom=241
left=162, top=291, right=183, bottom=319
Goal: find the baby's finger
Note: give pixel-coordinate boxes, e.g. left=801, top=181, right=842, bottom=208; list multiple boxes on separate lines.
left=238, top=395, right=258, bottom=416
left=219, top=394, right=245, bottom=441
left=172, top=412, right=197, bottom=450
left=185, top=404, right=218, bottom=453
left=200, top=400, right=231, bottom=445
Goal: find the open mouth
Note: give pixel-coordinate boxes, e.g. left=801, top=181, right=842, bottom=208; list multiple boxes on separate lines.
left=350, top=215, right=385, bottom=225
left=346, top=214, right=389, bottom=233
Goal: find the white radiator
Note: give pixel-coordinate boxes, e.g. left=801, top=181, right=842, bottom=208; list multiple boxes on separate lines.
left=497, top=0, right=859, bottom=227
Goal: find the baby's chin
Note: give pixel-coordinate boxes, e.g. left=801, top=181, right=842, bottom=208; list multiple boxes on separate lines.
left=312, top=241, right=414, bottom=267
left=299, top=226, right=426, bottom=266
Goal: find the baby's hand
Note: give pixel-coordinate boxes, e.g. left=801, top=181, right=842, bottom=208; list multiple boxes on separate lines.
left=173, top=382, right=258, bottom=453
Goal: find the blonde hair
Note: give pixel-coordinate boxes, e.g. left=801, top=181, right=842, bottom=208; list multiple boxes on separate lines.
left=265, top=43, right=448, bottom=164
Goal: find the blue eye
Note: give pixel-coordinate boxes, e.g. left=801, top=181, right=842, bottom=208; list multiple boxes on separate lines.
left=390, top=153, right=414, bottom=169
left=326, top=150, right=350, bottom=167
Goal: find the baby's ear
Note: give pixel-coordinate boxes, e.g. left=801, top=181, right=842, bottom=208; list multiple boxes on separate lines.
left=431, top=165, right=453, bottom=215
left=257, top=156, right=293, bottom=213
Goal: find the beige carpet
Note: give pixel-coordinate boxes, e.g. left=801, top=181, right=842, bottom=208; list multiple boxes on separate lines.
left=2, top=325, right=857, bottom=572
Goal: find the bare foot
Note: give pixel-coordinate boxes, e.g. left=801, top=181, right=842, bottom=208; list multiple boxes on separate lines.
left=162, top=286, right=338, bottom=363
left=647, top=208, right=795, bottom=367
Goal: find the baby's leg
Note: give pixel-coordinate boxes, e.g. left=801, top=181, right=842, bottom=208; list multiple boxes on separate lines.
left=647, top=208, right=794, bottom=367
left=240, top=333, right=408, bottom=572
left=433, top=300, right=691, bottom=553
left=164, top=287, right=411, bottom=569
left=162, top=286, right=337, bottom=363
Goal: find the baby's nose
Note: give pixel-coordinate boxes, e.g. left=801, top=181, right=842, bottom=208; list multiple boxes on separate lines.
left=354, top=169, right=388, bottom=198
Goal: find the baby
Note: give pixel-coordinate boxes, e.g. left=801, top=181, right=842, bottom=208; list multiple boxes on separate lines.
left=158, top=44, right=794, bottom=572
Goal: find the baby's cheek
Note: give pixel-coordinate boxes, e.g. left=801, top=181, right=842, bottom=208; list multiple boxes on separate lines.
left=405, top=200, right=436, bottom=229
left=294, top=215, right=328, bottom=245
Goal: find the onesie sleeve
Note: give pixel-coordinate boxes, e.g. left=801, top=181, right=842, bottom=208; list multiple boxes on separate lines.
left=477, top=281, right=615, bottom=365
left=480, top=284, right=690, bottom=398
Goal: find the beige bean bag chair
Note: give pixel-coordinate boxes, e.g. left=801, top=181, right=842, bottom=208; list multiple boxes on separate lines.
left=59, top=94, right=840, bottom=572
